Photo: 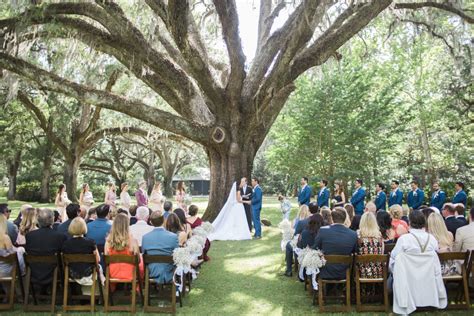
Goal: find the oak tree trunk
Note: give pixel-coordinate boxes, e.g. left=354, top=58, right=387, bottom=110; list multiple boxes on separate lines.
left=40, top=138, right=54, bottom=202
left=63, top=156, right=80, bottom=202
left=7, top=151, right=21, bottom=200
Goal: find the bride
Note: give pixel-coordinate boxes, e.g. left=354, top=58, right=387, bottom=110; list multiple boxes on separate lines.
left=208, top=182, right=251, bottom=241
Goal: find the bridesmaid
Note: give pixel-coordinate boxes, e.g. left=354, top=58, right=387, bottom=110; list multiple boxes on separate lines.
left=79, top=183, right=94, bottom=212
left=55, top=184, right=71, bottom=222
left=104, top=182, right=117, bottom=211
left=120, top=182, right=131, bottom=212
left=332, top=182, right=346, bottom=207
left=175, top=181, right=187, bottom=211
left=149, top=182, right=164, bottom=212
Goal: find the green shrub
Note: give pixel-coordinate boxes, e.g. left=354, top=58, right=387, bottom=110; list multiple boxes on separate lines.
left=16, top=181, right=42, bottom=202
left=0, top=187, right=7, bottom=198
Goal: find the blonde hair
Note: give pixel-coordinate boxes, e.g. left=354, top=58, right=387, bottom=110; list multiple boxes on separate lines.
left=0, top=215, right=7, bottom=248
left=19, top=207, right=37, bottom=235
left=68, top=217, right=87, bottom=236
left=359, top=212, right=381, bottom=238
left=153, top=181, right=161, bottom=191
left=107, top=214, right=130, bottom=251
left=427, top=213, right=452, bottom=247
left=297, top=205, right=310, bottom=220
left=389, top=204, right=403, bottom=220
left=121, top=182, right=128, bottom=191
left=402, top=205, right=410, bottom=216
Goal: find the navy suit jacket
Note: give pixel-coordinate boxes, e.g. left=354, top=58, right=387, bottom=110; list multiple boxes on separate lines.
left=317, top=187, right=330, bottom=207
left=375, top=191, right=387, bottom=211
left=430, top=190, right=446, bottom=210
left=313, top=224, right=357, bottom=280
left=388, top=189, right=403, bottom=207
left=350, top=188, right=366, bottom=215
left=452, top=190, right=467, bottom=207
left=251, top=185, right=263, bottom=210
left=294, top=218, right=310, bottom=236
left=444, top=216, right=466, bottom=238
left=298, top=185, right=312, bottom=206
left=407, top=188, right=424, bottom=210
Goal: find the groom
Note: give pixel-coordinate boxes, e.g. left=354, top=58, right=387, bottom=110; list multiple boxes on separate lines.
left=251, top=177, right=263, bottom=239
left=239, top=177, right=253, bottom=232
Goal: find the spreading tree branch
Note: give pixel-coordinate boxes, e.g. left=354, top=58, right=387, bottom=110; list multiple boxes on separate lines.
left=394, top=1, right=474, bottom=24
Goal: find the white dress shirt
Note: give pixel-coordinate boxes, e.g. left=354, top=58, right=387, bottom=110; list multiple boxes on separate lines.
left=129, top=220, right=154, bottom=247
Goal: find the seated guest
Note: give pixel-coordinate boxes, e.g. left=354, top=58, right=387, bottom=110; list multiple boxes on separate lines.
left=129, top=206, right=154, bottom=247
left=293, top=204, right=310, bottom=230
left=357, top=212, right=384, bottom=278
left=16, top=207, right=37, bottom=245
left=25, top=208, right=66, bottom=287
left=62, top=217, right=101, bottom=280
left=104, top=214, right=142, bottom=286
left=129, top=205, right=138, bottom=225
left=57, top=204, right=81, bottom=237
left=0, top=215, right=25, bottom=295
left=320, top=207, right=332, bottom=226
left=389, top=205, right=409, bottom=239
left=86, top=204, right=112, bottom=250
left=174, top=208, right=192, bottom=239
left=297, top=214, right=324, bottom=249
left=454, top=207, right=474, bottom=286
left=401, top=205, right=410, bottom=224
left=340, top=208, right=352, bottom=228
left=313, top=208, right=358, bottom=280
left=350, top=214, right=361, bottom=231
left=0, top=204, right=18, bottom=243
left=79, top=206, right=87, bottom=219
left=344, top=203, right=355, bottom=222
left=142, top=212, right=179, bottom=283
left=187, top=205, right=211, bottom=261
left=13, top=204, right=33, bottom=228
left=165, top=213, right=187, bottom=246
left=52, top=210, right=61, bottom=230
left=86, top=208, right=96, bottom=223
left=163, top=201, right=173, bottom=220
left=452, top=182, right=467, bottom=208
left=442, top=204, right=465, bottom=237
left=421, top=206, right=435, bottom=220
left=364, top=201, right=376, bottom=214
left=295, top=203, right=319, bottom=235
left=427, top=213, right=453, bottom=253
left=390, top=210, right=446, bottom=314
left=454, top=204, right=467, bottom=225
left=376, top=211, right=395, bottom=243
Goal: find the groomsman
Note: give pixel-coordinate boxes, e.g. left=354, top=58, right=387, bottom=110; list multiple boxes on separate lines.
left=430, top=182, right=446, bottom=210
left=452, top=182, right=467, bottom=207
left=350, top=179, right=366, bottom=215
left=388, top=180, right=403, bottom=207
left=298, top=177, right=312, bottom=206
left=251, top=177, right=263, bottom=239
left=317, top=180, right=330, bottom=208
left=407, top=180, right=424, bottom=210
left=374, top=183, right=387, bottom=211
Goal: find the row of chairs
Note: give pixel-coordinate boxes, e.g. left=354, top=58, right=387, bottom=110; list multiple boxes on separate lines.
left=0, top=253, right=187, bottom=313
left=297, top=249, right=473, bottom=312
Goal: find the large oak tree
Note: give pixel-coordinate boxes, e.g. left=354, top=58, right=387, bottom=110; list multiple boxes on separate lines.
left=0, top=1, right=472, bottom=219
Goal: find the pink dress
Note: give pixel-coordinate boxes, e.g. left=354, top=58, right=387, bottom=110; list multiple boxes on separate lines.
left=175, top=190, right=186, bottom=211
left=105, top=191, right=117, bottom=209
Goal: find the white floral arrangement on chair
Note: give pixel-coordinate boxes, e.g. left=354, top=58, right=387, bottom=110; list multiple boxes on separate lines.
left=192, top=227, right=208, bottom=238
left=300, top=249, right=326, bottom=290
left=173, top=246, right=196, bottom=294
left=189, top=234, right=206, bottom=248
left=201, top=221, right=214, bottom=234
left=289, top=235, right=299, bottom=250
left=279, top=219, right=294, bottom=251
left=186, top=238, right=203, bottom=258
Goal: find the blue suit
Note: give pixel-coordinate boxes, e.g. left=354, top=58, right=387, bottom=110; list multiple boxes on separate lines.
left=317, top=187, right=330, bottom=207
left=388, top=189, right=403, bottom=207
left=407, top=188, right=425, bottom=210
left=430, top=190, right=446, bottom=210
left=375, top=191, right=387, bottom=211
left=142, top=227, right=179, bottom=284
left=452, top=190, right=467, bottom=207
left=350, top=187, right=366, bottom=215
left=298, top=185, right=312, bottom=206
left=251, top=185, right=263, bottom=237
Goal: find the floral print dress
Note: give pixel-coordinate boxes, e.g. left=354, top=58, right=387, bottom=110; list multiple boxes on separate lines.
left=357, top=236, right=384, bottom=278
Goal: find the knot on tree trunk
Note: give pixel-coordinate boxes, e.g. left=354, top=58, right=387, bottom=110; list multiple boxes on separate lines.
left=211, top=126, right=226, bottom=143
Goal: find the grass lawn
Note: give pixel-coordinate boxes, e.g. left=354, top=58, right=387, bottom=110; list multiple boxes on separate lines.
left=0, top=197, right=472, bottom=315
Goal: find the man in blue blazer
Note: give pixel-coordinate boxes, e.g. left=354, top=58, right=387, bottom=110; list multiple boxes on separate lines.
left=407, top=180, right=425, bottom=210
left=142, top=212, right=179, bottom=284
left=388, top=180, right=403, bottom=207
left=452, top=182, right=467, bottom=207
left=317, top=179, right=330, bottom=208
left=350, top=179, right=366, bottom=215
left=313, top=208, right=357, bottom=280
left=251, top=177, right=263, bottom=239
left=298, top=177, right=312, bottom=206
left=430, top=182, right=446, bottom=210
left=374, top=183, right=387, bottom=211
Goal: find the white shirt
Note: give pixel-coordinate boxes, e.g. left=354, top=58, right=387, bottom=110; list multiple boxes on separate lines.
left=129, top=220, right=154, bottom=247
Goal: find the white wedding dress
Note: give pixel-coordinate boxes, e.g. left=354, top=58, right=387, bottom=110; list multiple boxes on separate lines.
left=208, top=182, right=251, bottom=241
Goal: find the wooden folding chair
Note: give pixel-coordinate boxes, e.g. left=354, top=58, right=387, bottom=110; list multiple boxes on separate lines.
left=62, top=253, right=104, bottom=312
left=438, top=251, right=471, bottom=310
left=143, top=254, right=180, bottom=313
left=383, top=243, right=395, bottom=254
left=0, top=253, right=22, bottom=311
left=354, top=254, right=390, bottom=312
left=23, top=254, right=60, bottom=312
left=318, top=254, right=353, bottom=312
left=104, top=254, right=143, bottom=313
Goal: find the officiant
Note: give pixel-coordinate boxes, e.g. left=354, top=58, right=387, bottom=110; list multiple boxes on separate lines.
left=240, top=178, right=253, bottom=232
